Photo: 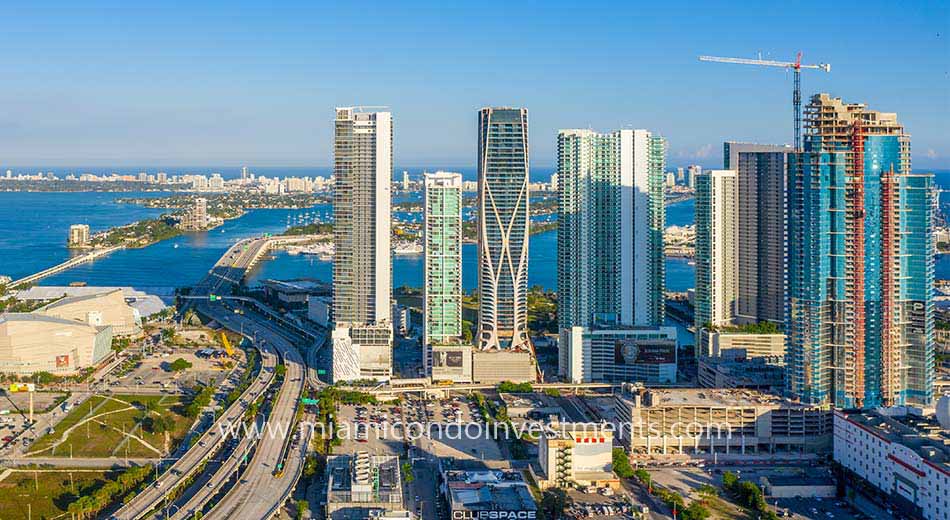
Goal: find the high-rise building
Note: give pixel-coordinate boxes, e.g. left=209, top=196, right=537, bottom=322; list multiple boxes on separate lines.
left=694, top=170, right=738, bottom=328
left=476, top=107, right=531, bottom=352
left=331, top=107, right=394, bottom=382
left=665, top=171, right=676, bottom=187
left=68, top=224, right=90, bottom=248
left=676, top=167, right=685, bottom=184
left=474, top=107, right=534, bottom=382
left=557, top=128, right=667, bottom=331
left=724, top=142, right=791, bottom=324
left=423, top=172, right=465, bottom=378
left=241, top=166, right=248, bottom=182
left=556, top=128, right=671, bottom=384
left=687, top=164, right=701, bottom=189
left=787, top=93, right=934, bottom=408
left=402, top=170, right=410, bottom=191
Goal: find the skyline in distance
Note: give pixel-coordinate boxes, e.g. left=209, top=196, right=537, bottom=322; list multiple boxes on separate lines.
left=0, top=1, right=947, bottom=168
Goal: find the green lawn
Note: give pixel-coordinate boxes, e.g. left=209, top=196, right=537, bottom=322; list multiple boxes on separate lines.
left=0, top=470, right=116, bottom=519
left=28, top=394, right=193, bottom=458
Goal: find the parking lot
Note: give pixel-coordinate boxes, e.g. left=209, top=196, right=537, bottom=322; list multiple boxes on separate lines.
left=105, top=348, right=233, bottom=390
left=565, top=488, right=635, bottom=519
left=335, top=402, right=406, bottom=456
left=412, top=394, right=502, bottom=461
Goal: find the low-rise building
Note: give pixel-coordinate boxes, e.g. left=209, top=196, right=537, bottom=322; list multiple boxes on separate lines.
left=559, top=323, right=677, bottom=384
left=834, top=407, right=950, bottom=520
left=332, top=323, right=393, bottom=383
left=614, top=385, right=832, bottom=460
left=36, top=288, right=142, bottom=336
left=261, top=278, right=331, bottom=310
left=697, top=354, right=785, bottom=391
left=0, top=313, right=112, bottom=375
left=534, top=422, right=618, bottom=490
left=430, top=342, right=473, bottom=383
left=697, top=328, right=785, bottom=358
left=441, top=469, right=537, bottom=520
left=472, top=351, right=536, bottom=384
left=326, top=452, right=404, bottom=520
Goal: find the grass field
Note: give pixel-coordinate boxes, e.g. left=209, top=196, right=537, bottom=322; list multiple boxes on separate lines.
left=28, top=394, right=193, bottom=458
left=0, top=469, right=117, bottom=519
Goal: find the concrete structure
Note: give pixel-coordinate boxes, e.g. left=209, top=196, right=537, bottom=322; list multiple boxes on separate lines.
left=441, top=469, right=537, bottom=520
left=471, top=350, right=535, bottom=384
left=476, top=107, right=531, bottom=356
left=557, top=128, right=667, bottom=332
left=333, top=107, right=394, bottom=382
left=788, top=94, right=935, bottom=407
left=697, top=328, right=785, bottom=358
left=0, top=313, right=112, bottom=375
left=16, top=286, right=168, bottom=318
left=535, top=423, right=618, bottom=490
left=332, top=323, right=393, bottom=382
left=68, top=224, right=90, bottom=247
left=697, top=355, right=785, bottom=392
left=834, top=408, right=950, bottom=520
left=614, top=385, right=832, bottom=459
left=430, top=343, right=473, bottom=383
left=308, top=296, right=332, bottom=327
left=326, top=452, right=404, bottom=520
left=724, top=142, right=791, bottom=325
left=759, top=474, right=836, bottom=498
left=261, top=278, right=330, bottom=309
left=423, top=171, right=464, bottom=376
left=694, top=169, right=738, bottom=328
left=559, top=320, right=677, bottom=384
left=36, top=288, right=141, bottom=336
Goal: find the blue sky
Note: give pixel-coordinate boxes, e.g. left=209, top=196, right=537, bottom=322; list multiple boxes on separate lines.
left=0, top=1, right=947, bottom=169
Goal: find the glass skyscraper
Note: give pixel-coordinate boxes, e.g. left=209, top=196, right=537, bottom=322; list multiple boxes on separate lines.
left=556, top=128, right=667, bottom=331
left=476, top=107, right=531, bottom=352
left=787, top=94, right=934, bottom=408
left=694, top=169, right=738, bottom=329
left=423, top=172, right=463, bottom=355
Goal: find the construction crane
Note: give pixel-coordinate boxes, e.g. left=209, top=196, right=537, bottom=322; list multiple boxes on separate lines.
left=220, top=331, right=235, bottom=357
left=699, top=53, right=831, bottom=150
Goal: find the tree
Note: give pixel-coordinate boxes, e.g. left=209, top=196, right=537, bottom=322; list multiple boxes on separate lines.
left=538, top=488, right=571, bottom=520
left=681, top=501, right=711, bottom=520
left=612, top=448, right=635, bottom=478
left=169, top=358, right=193, bottom=372
left=295, top=499, right=310, bottom=520
left=721, top=471, right=739, bottom=491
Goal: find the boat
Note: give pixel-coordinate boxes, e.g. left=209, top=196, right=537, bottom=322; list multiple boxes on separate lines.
left=173, top=244, right=179, bottom=249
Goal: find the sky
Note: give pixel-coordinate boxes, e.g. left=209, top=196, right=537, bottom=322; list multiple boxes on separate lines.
left=0, top=1, right=947, bottom=169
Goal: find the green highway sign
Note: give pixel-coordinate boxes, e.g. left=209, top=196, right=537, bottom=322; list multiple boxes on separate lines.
left=317, top=369, right=326, bottom=375
left=301, top=398, right=319, bottom=405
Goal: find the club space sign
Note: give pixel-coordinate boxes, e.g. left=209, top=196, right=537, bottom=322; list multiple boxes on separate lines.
left=452, top=511, right=537, bottom=520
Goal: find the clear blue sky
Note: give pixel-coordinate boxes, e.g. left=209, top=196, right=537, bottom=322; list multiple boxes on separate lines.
left=1, top=0, right=947, bottom=169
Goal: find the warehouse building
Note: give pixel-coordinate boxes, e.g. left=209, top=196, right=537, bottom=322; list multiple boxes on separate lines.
left=614, top=384, right=832, bottom=460
left=441, top=469, right=537, bottom=520
left=0, top=313, right=112, bottom=375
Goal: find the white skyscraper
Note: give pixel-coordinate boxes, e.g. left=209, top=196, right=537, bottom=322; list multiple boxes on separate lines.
left=331, top=107, right=393, bottom=382
left=694, top=169, right=738, bottom=328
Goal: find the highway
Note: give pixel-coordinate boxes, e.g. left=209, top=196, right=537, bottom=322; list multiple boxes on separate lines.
left=172, top=235, right=322, bottom=519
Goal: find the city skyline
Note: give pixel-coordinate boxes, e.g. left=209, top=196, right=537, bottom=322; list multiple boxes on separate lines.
left=1, top=2, right=946, bottom=168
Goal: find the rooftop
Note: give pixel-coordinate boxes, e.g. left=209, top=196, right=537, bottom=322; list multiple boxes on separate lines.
left=621, top=386, right=807, bottom=409
left=444, top=470, right=537, bottom=513
left=839, top=409, right=950, bottom=472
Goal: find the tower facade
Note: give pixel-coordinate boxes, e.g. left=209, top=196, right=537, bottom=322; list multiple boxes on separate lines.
left=724, top=142, right=791, bottom=324
left=557, top=128, right=667, bottom=331
left=476, top=107, right=531, bottom=352
left=332, top=107, right=393, bottom=382
left=694, top=170, right=738, bottom=328
left=787, top=93, right=934, bottom=407
left=423, top=172, right=464, bottom=371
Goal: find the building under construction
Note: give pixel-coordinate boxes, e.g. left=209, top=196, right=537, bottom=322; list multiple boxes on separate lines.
left=787, top=93, right=935, bottom=408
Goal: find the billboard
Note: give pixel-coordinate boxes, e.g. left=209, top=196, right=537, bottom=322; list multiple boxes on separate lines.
left=614, top=339, right=675, bottom=365
left=435, top=350, right=464, bottom=368
left=9, top=383, right=35, bottom=393
left=55, top=355, right=70, bottom=368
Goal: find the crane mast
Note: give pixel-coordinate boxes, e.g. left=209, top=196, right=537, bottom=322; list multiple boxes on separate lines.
left=699, top=53, right=831, bottom=150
